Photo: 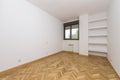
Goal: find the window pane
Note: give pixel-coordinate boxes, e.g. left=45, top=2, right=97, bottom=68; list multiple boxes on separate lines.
left=65, top=26, right=70, bottom=39
left=72, top=24, right=79, bottom=39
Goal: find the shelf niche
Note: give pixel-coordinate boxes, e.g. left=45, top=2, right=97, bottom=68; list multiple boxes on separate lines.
left=88, top=13, right=108, bottom=55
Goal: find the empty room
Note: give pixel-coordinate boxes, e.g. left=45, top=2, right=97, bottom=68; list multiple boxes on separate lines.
left=0, top=0, right=120, bottom=80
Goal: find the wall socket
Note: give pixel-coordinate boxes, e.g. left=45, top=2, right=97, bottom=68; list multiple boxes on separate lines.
left=18, top=59, right=21, bottom=62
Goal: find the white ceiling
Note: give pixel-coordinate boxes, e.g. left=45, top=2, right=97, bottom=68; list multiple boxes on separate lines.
left=29, top=0, right=110, bottom=22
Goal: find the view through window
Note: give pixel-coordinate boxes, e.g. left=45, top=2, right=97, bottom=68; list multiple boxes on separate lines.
left=64, top=21, right=79, bottom=40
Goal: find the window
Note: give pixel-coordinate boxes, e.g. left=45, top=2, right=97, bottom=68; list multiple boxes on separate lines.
left=64, top=20, right=79, bottom=40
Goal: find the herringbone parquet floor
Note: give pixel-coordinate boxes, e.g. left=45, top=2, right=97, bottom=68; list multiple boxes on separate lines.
left=0, top=52, right=119, bottom=80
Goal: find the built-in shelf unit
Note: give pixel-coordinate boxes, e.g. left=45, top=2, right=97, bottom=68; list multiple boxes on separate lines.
left=88, top=26, right=107, bottom=30
left=88, top=13, right=108, bottom=56
left=88, top=42, right=107, bottom=45
left=88, top=50, right=107, bottom=53
left=88, top=34, right=108, bottom=37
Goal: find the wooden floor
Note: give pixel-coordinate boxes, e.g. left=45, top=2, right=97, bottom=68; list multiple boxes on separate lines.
left=0, top=52, right=120, bottom=80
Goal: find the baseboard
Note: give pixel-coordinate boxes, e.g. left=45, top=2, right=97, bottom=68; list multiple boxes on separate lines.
left=62, top=50, right=73, bottom=53
left=62, top=50, right=88, bottom=57
left=107, top=57, right=120, bottom=78
left=79, top=53, right=88, bottom=57
left=62, top=50, right=78, bottom=53
left=0, top=51, right=63, bottom=77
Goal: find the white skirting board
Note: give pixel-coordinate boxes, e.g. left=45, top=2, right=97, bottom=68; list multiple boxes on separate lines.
left=107, top=57, right=120, bottom=77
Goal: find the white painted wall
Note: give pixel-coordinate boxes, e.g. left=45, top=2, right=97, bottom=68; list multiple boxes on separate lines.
left=108, top=0, right=120, bottom=76
left=0, top=0, right=62, bottom=72
left=79, top=14, right=88, bottom=55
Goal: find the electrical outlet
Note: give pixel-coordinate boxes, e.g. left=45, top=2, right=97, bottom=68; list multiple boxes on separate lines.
left=18, top=59, right=21, bottom=62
